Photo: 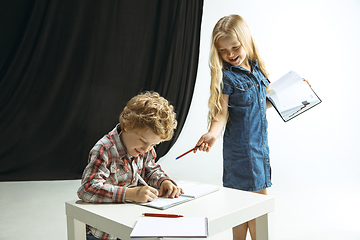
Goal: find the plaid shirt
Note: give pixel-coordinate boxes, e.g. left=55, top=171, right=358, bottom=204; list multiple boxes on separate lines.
left=77, top=124, right=171, bottom=240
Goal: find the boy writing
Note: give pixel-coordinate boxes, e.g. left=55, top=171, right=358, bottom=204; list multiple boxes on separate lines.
left=77, top=91, right=182, bottom=240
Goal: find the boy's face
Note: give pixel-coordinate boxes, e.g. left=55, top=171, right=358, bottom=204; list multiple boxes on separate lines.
left=121, top=127, right=162, bottom=157
left=218, top=35, right=248, bottom=69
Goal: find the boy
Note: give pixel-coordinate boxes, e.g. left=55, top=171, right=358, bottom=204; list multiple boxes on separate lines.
left=77, top=91, right=182, bottom=240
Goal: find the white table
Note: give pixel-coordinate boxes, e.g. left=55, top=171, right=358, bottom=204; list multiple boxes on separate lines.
left=66, top=184, right=274, bottom=240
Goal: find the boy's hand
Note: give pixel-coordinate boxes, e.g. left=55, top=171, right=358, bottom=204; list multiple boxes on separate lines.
left=159, top=180, right=184, bottom=198
left=125, top=186, right=158, bottom=203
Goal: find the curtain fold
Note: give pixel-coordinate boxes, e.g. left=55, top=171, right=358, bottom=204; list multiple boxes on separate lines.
left=0, top=0, right=204, bottom=181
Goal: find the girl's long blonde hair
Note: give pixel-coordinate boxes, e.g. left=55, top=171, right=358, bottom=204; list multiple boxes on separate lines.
left=208, top=14, right=269, bottom=127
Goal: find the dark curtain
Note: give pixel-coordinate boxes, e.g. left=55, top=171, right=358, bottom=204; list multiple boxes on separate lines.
left=0, top=0, right=203, bottom=181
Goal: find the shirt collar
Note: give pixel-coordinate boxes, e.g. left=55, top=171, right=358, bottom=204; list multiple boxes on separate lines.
left=224, top=59, right=259, bottom=72
left=110, top=123, right=136, bottom=161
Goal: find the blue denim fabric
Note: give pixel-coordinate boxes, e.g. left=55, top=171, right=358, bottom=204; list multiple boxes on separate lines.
left=221, top=61, right=272, bottom=191
left=86, top=233, right=104, bottom=240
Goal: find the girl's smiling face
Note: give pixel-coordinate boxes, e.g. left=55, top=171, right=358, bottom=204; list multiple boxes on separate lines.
left=218, top=35, right=250, bottom=70
left=120, top=128, right=162, bottom=157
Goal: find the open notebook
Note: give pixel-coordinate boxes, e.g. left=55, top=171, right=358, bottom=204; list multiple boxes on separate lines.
left=137, top=180, right=220, bottom=210
left=130, top=216, right=208, bottom=238
left=267, top=71, right=322, bottom=122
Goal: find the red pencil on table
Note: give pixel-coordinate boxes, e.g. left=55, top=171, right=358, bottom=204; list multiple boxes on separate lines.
left=143, top=213, right=183, bottom=218
left=175, top=145, right=200, bottom=160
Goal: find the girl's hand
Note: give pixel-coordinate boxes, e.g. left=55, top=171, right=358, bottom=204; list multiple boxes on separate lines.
left=303, top=78, right=311, bottom=87
left=125, top=186, right=158, bottom=203
left=194, top=132, right=217, bottom=153
left=159, top=180, right=184, bottom=198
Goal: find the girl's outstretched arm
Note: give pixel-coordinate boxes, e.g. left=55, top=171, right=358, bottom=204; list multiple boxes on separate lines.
left=195, top=94, right=229, bottom=153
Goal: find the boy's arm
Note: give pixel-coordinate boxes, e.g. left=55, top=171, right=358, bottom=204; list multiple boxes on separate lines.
left=143, top=148, right=173, bottom=188
left=143, top=149, right=182, bottom=198
left=77, top=147, right=126, bottom=203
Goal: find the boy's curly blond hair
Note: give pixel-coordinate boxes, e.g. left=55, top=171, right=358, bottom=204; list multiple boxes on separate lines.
left=119, top=91, right=177, bottom=141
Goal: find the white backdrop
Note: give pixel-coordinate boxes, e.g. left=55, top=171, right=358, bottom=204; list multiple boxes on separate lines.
left=159, top=0, right=360, bottom=239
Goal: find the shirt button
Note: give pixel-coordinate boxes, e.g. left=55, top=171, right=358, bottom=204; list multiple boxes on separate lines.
left=263, top=115, right=265, bottom=118
left=263, top=130, right=266, bottom=133
left=266, top=159, right=269, bottom=162
left=261, top=99, right=263, bottom=102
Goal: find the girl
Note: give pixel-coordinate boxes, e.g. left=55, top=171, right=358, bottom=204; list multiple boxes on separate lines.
left=195, top=14, right=272, bottom=240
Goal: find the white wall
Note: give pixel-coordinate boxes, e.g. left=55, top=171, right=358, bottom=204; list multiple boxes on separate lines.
left=160, top=0, right=360, bottom=239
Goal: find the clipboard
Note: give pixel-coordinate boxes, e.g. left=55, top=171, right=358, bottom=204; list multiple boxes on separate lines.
left=267, top=71, right=322, bottom=122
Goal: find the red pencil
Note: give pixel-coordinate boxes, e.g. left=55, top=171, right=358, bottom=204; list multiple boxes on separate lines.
left=175, top=146, right=200, bottom=160
left=143, top=213, right=183, bottom=218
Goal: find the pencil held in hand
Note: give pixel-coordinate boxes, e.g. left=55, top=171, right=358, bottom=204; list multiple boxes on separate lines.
left=176, top=146, right=200, bottom=160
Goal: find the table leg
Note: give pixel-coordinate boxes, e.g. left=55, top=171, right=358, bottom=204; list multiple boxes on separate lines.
left=256, top=213, right=269, bottom=240
left=67, top=216, right=86, bottom=240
